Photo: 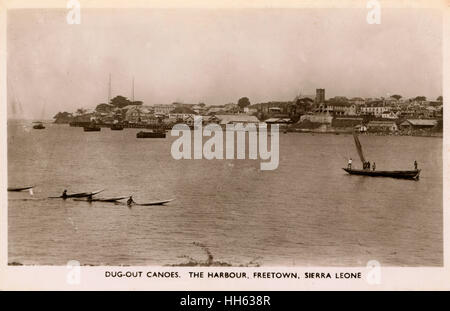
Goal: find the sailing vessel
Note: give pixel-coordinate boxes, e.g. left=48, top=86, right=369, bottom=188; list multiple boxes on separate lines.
left=343, top=132, right=421, bottom=180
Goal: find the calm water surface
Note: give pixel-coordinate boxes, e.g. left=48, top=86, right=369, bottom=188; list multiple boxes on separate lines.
left=7, top=120, right=442, bottom=266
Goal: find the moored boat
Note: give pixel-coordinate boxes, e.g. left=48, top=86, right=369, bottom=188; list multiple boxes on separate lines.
left=136, top=130, right=166, bottom=138
left=83, top=125, right=101, bottom=132
left=110, top=124, right=124, bottom=131
left=33, top=122, right=45, bottom=129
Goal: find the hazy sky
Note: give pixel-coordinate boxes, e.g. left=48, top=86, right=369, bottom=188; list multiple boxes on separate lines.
left=7, top=8, right=442, bottom=119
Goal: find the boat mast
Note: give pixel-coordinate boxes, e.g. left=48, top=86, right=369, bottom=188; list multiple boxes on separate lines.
left=108, top=73, right=111, bottom=104
left=353, top=131, right=366, bottom=166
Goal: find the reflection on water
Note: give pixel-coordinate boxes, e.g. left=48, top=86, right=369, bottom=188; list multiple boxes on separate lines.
left=7, top=120, right=442, bottom=266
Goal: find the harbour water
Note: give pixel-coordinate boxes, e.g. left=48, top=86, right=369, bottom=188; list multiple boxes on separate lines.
left=7, top=120, right=442, bottom=266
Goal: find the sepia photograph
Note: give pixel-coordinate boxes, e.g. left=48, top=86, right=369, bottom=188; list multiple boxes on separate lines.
left=1, top=0, right=448, bottom=291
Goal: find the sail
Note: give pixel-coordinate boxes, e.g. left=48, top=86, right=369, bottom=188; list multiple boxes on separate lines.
left=353, top=131, right=366, bottom=164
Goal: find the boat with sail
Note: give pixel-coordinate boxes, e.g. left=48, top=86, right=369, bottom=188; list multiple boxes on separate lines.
left=343, top=132, right=421, bottom=180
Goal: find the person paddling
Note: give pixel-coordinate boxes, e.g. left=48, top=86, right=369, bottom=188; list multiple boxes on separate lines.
left=62, top=189, right=68, bottom=200
left=87, top=194, right=93, bottom=202
left=414, top=160, right=418, bottom=170
left=127, top=196, right=135, bottom=206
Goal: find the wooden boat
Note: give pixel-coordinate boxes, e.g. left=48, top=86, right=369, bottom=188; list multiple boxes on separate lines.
left=49, top=189, right=104, bottom=199
left=136, top=130, right=166, bottom=138
left=343, top=132, right=421, bottom=180
left=74, top=196, right=128, bottom=202
left=110, top=124, right=124, bottom=131
left=33, top=122, right=45, bottom=129
left=133, top=199, right=174, bottom=206
left=83, top=125, right=101, bottom=132
left=8, top=185, right=34, bottom=192
left=343, top=168, right=420, bottom=180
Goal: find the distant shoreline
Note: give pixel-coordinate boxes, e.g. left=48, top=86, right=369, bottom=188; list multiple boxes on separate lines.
left=6, top=119, right=443, bottom=138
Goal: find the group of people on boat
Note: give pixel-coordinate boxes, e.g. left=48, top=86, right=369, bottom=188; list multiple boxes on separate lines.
left=362, top=161, right=375, bottom=171
left=347, top=159, right=419, bottom=171
left=61, top=189, right=135, bottom=206
left=347, top=158, right=376, bottom=171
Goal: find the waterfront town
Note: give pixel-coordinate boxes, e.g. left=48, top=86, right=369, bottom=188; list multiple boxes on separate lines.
left=53, top=88, right=443, bottom=136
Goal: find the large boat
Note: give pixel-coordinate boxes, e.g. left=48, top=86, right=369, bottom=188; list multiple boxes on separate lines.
left=343, top=168, right=420, bottom=180
left=343, top=132, right=421, bottom=180
left=33, top=122, right=45, bottom=129
left=136, top=130, right=166, bottom=138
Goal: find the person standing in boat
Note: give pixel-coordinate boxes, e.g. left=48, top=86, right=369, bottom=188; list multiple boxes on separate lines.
left=414, top=160, right=418, bottom=170
left=348, top=158, right=352, bottom=169
left=373, top=162, right=376, bottom=171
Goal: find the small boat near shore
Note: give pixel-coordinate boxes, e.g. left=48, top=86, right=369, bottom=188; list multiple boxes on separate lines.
left=33, top=122, right=45, bottom=129
left=110, top=124, right=124, bottom=131
left=49, top=189, right=104, bottom=199
left=74, top=196, right=128, bottom=202
left=8, top=185, right=34, bottom=192
left=136, top=130, right=166, bottom=138
left=134, top=198, right=174, bottom=206
left=118, top=198, right=175, bottom=206
left=83, top=125, right=101, bottom=132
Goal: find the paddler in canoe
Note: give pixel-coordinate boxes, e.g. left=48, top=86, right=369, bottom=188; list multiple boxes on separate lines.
left=87, top=194, right=93, bottom=202
left=127, top=196, right=135, bottom=206
left=62, top=189, right=68, bottom=200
